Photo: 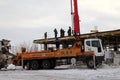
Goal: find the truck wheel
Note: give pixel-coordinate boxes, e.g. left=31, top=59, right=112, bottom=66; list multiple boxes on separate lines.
left=87, top=60, right=94, bottom=69
left=30, top=60, right=39, bottom=70
left=41, top=60, right=51, bottom=69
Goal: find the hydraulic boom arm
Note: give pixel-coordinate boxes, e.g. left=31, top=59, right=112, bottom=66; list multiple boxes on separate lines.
left=71, top=0, right=80, bottom=40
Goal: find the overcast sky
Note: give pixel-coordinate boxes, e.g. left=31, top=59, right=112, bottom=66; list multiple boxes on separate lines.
left=0, top=0, right=120, bottom=45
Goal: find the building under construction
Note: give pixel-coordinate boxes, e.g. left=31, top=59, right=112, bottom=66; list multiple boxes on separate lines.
left=34, top=29, right=120, bottom=51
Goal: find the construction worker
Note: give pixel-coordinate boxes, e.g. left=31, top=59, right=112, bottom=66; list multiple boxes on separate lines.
left=60, top=28, right=63, bottom=37
left=54, top=28, right=58, bottom=38
left=62, top=29, right=65, bottom=37
left=44, top=32, right=47, bottom=39
left=55, top=37, right=60, bottom=49
left=60, top=28, right=65, bottom=37
left=67, top=26, right=72, bottom=36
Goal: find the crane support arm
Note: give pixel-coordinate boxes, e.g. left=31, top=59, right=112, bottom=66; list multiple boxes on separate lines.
left=73, top=0, right=80, bottom=35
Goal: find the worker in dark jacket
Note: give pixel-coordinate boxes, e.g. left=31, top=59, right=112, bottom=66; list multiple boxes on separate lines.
left=55, top=37, right=60, bottom=49
left=54, top=28, right=58, bottom=38
left=62, top=29, right=65, bottom=37
left=60, top=28, right=65, bottom=37
left=60, top=28, right=63, bottom=37
left=67, top=26, right=72, bottom=36
left=44, top=32, right=47, bottom=39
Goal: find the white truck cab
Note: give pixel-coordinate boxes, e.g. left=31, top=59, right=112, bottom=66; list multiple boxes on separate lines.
left=84, top=38, right=105, bottom=64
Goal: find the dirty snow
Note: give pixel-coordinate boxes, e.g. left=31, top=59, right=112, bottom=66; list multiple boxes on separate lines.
left=0, top=64, right=120, bottom=80
left=7, top=64, right=16, bottom=70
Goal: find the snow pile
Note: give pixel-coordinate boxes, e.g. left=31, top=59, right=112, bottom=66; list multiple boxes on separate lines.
left=7, top=64, right=16, bottom=70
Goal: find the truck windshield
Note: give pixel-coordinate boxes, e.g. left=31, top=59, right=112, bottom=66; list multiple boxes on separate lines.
left=92, top=40, right=101, bottom=47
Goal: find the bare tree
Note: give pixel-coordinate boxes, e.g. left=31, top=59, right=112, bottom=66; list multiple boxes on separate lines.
left=11, top=41, right=39, bottom=54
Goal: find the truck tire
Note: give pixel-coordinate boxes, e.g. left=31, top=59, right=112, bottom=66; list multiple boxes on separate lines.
left=87, top=60, right=94, bottom=69
left=30, top=60, right=39, bottom=70
left=41, top=60, right=51, bottom=69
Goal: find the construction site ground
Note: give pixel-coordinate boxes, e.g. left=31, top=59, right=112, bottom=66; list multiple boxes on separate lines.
left=0, top=64, right=120, bottom=80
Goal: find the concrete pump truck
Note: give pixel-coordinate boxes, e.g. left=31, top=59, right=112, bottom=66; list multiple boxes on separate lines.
left=13, top=0, right=104, bottom=70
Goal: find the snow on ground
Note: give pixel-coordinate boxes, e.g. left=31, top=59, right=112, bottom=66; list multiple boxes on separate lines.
left=0, top=64, right=120, bottom=80
left=7, top=64, right=16, bottom=70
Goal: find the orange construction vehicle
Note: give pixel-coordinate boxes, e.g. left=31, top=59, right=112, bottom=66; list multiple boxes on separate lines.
left=12, top=0, right=104, bottom=70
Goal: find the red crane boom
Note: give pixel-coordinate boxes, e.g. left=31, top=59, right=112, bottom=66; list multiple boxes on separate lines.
left=73, top=0, right=80, bottom=35
left=71, top=0, right=80, bottom=40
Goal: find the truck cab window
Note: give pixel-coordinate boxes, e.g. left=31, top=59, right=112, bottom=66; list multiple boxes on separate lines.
left=92, top=40, right=100, bottom=47
left=86, top=41, right=90, bottom=46
left=92, top=40, right=101, bottom=52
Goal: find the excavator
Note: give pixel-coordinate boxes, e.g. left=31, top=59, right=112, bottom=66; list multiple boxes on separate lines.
left=12, top=0, right=104, bottom=70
